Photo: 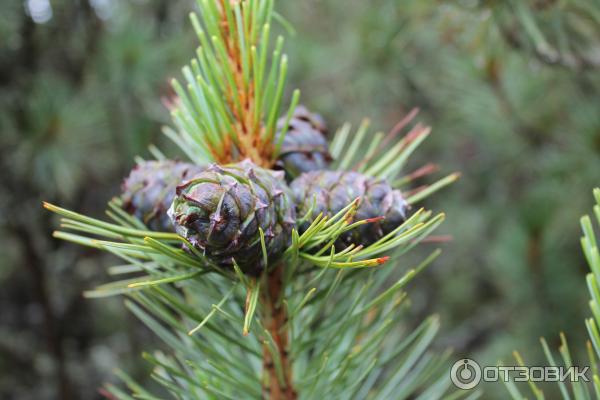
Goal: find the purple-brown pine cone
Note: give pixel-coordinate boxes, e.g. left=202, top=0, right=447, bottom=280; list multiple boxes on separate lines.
left=121, top=160, right=204, bottom=231
left=275, top=105, right=332, bottom=180
left=290, top=170, right=409, bottom=247
left=169, top=159, right=296, bottom=275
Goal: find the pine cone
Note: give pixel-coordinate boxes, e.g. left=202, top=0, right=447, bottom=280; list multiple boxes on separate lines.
left=169, top=160, right=296, bottom=275
left=275, top=105, right=332, bottom=180
left=291, top=171, right=409, bottom=247
left=121, top=160, right=205, bottom=231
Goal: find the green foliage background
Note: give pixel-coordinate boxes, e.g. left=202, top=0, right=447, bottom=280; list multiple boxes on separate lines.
left=1, top=0, right=600, bottom=398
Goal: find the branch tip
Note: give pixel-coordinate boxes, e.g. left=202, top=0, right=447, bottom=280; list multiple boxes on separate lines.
left=376, top=256, right=390, bottom=265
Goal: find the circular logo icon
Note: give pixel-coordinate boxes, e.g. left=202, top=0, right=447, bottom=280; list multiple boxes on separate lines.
left=450, top=358, right=481, bottom=390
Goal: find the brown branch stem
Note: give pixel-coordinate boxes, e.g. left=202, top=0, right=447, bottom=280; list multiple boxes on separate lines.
left=261, top=266, right=297, bottom=400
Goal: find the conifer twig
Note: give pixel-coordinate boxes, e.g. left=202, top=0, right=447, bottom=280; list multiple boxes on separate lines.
left=261, top=265, right=297, bottom=399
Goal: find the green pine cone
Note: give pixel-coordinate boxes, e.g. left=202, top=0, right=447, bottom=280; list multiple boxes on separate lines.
left=291, top=170, right=409, bottom=247
left=121, top=160, right=205, bottom=231
left=275, top=105, right=332, bottom=181
left=169, top=159, right=296, bottom=275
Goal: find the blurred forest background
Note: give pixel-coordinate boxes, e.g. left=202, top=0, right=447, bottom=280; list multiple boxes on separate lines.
left=2, top=0, right=600, bottom=399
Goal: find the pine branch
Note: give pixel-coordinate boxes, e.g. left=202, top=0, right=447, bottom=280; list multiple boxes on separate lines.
left=43, top=1, right=460, bottom=398
left=329, top=111, right=458, bottom=203
left=168, top=0, right=296, bottom=166
left=469, top=0, right=600, bottom=70
left=505, top=188, right=600, bottom=397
